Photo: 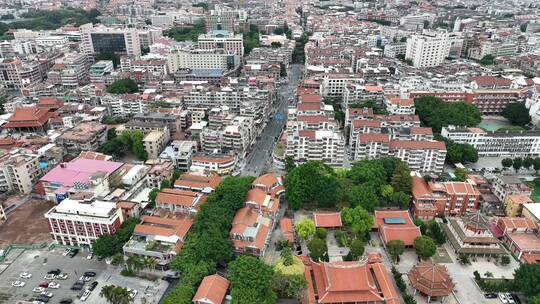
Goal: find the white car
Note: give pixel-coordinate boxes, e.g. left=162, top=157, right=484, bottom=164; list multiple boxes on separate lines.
left=127, top=288, right=138, bottom=299
left=44, top=274, right=56, bottom=280
left=48, top=281, right=60, bottom=289
left=32, top=301, right=45, bottom=304
left=57, top=273, right=68, bottom=280
left=79, top=276, right=91, bottom=282
left=11, top=281, right=25, bottom=287
left=62, top=248, right=71, bottom=256
left=19, top=272, right=32, bottom=279
left=33, top=287, right=45, bottom=293
left=86, top=253, right=93, bottom=260
left=40, top=291, right=54, bottom=298
left=80, top=290, right=91, bottom=301
left=105, top=257, right=112, bottom=265
left=499, top=293, right=515, bottom=304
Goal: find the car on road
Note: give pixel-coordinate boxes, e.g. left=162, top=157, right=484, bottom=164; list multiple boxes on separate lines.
left=88, top=281, right=98, bottom=291
left=47, top=269, right=61, bottom=275
left=31, top=300, right=45, bottom=304
left=36, top=295, right=49, bottom=303
left=59, top=299, right=73, bottom=304
left=79, top=275, right=91, bottom=282
left=33, top=287, right=46, bottom=293
left=511, top=294, right=522, bottom=304
left=83, top=271, right=96, bottom=277
left=12, top=280, right=26, bottom=287
left=57, top=273, right=68, bottom=280
left=43, top=274, right=56, bottom=280
left=20, top=272, right=32, bottom=279
left=86, top=253, right=93, bottom=260
left=127, top=288, right=138, bottom=299
left=62, top=249, right=71, bottom=256
left=68, top=249, right=79, bottom=258
left=500, top=293, right=515, bottom=304
left=38, top=281, right=49, bottom=288
left=48, top=282, right=60, bottom=289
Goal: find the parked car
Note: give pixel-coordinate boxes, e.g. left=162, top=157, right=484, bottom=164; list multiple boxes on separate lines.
left=40, top=292, right=53, bottom=298
left=511, top=294, right=522, bottom=304
left=31, top=301, right=45, bottom=304
left=484, top=293, right=497, bottom=299
left=88, top=281, right=98, bottom=291
left=47, top=269, right=61, bottom=275
left=57, top=273, right=68, bottom=280
left=79, top=276, right=91, bottom=282
left=36, top=295, right=49, bottom=303
left=68, top=249, right=79, bottom=258
left=80, top=290, right=91, bottom=302
left=33, top=287, right=45, bottom=293
left=48, top=282, right=60, bottom=289
left=127, top=288, right=138, bottom=299
left=38, top=281, right=49, bottom=288
left=86, top=253, right=93, bottom=260
left=499, top=293, right=515, bottom=304
left=43, top=274, right=56, bottom=280
left=83, top=271, right=96, bottom=277
left=20, top=272, right=32, bottom=279
left=62, top=249, right=70, bottom=256
left=59, top=299, right=73, bottom=304
left=12, top=281, right=26, bottom=287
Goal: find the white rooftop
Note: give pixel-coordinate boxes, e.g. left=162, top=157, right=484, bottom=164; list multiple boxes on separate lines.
left=523, top=203, right=540, bottom=220
left=54, top=198, right=117, bottom=218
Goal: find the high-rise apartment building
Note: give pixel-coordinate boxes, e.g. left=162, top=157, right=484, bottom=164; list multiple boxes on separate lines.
left=197, top=31, right=244, bottom=57
left=406, top=31, right=454, bottom=68
left=80, top=24, right=141, bottom=57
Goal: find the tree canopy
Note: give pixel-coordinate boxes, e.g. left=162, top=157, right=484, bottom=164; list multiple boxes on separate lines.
left=341, top=205, right=373, bottom=236
left=97, top=130, right=147, bottom=161
left=106, top=78, right=138, bottom=94
left=387, top=240, right=405, bottom=263
left=308, top=237, right=328, bottom=262
left=502, top=102, right=531, bottom=127
left=436, top=135, right=478, bottom=164
left=93, top=217, right=139, bottom=257
left=165, top=21, right=205, bottom=42
left=513, top=263, right=540, bottom=297
left=413, top=236, right=437, bottom=260
left=294, top=217, right=316, bottom=240
left=415, top=96, right=482, bottom=133
left=229, top=255, right=277, bottom=304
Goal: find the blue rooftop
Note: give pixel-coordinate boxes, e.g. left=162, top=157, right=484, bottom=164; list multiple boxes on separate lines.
left=383, top=217, right=405, bottom=224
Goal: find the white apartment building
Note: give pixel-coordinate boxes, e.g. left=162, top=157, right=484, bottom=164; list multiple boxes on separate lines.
left=343, top=84, right=384, bottom=108
left=384, top=43, right=407, bottom=58
left=197, top=30, right=244, bottom=57
left=100, top=95, right=150, bottom=116
left=45, top=198, right=124, bottom=248
left=354, top=135, right=446, bottom=173
left=36, top=36, right=70, bottom=47
left=0, top=150, right=41, bottom=194
left=286, top=129, right=345, bottom=167
left=441, top=126, right=540, bottom=157
left=168, top=47, right=239, bottom=73
left=159, top=140, right=197, bottom=171
left=406, top=31, right=454, bottom=68
left=320, top=73, right=364, bottom=98
left=383, top=96, right=415, bottom=115
left=80, top=24, right=141, bottom=57
left=222, top=116, right=255, bottom=156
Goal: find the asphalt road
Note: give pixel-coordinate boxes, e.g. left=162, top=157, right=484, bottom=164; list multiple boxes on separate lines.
left=240, top=64, right=303, bottom=176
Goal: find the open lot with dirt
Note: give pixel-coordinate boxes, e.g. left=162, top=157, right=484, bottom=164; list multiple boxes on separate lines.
left=0, top=199, right=55, bottom=248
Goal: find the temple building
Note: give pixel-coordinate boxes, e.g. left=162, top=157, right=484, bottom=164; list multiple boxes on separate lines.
left=408, top=261, right=455, bottom=303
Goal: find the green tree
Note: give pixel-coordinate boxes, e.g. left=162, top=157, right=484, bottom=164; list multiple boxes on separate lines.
left=391, top=163, right=412, bottom=193
left=315, top=227, right=327, bottom=239
left=107, top=128, right=117, bottom=140
left=437, top=136, right=479, bottom=163
left=387, top=240, right=405, bottom=263
left=347, top=160, right=386, bottom=185
left=427, top=220, right=446, bottom=245
left=502, top=158, right=513, bottom=169
left=165, top=21, right=205, bottom=42
left=285, top=161, right=339, bottom=209
left=93, top=217, right=140, bottom=257
left=106, top=78, right=138, bottom=94
left=272, top=271, right=306, bottom=300
left=350, top=100, right=387, bottom=114
left=413, top=236, right=437, bottom=260
left=390, top=191, right=410, bottom=209
left=513, top=157, right=523, bottom=172
left=380, top=184, right=394, bottom=199
left=171, top=169, right=181, bottom=184
left=348, top=183, right=379, bottom=211
left=341, top=205, right=374, bottom=236
left=502, top=102, right=531, bottom=127
left=284, top=156, right=296, bottom=173
left=294, top=217, right=316, bottom=240
left=308, top=237, right=327, bottom=262
left=160, top=179, right=171, bottom=190
left=148, top=188, right=160, bottom=208
left=100, top=285, right=132, bottom=304
left=534, top=158, right=540, bottom=172
left=348, top=239, right=364, bottom=260
left=229, top=255, right=277, bottom=304
left=530, top=295, right=540, bottom=304
left=453, top=168, right=468, bottom=182
left=524, top=157, right=534, bottom=170
left=513, top=263, right=540, bottom=297
left=280, top=247, right=294, bottom=266
left=415, top=96, right=481, bottom=133
left=280, top=62, right=287, bottom=77
left=500, top=255, right=510, bottom=266
left=242, top=24, right=260, bottom=56
left=479, top=54, right=495, bottom=66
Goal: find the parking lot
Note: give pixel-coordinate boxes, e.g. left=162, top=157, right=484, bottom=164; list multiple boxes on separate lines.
left=0, top=248, right=169, bottom=304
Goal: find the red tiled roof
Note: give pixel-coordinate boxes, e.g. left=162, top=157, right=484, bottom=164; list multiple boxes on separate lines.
left=374, top=210, right=421, bottom=246
left=389, top=140, right=446, bottom=150
left=299, top=93, right=322, bottom=103
left=358, top=133, right=390, bottom=143
left=313, top=212, right=342, bottom=228
left=3, top=106, right=51, bottom=128
left=253, top=173, right=280, bottom=189
left=408, top=261, right=454, bottom=297
left=298, top=102, right=322, bottom=111
left=193, top=274, right=229, bottom=304
left=280, top=217, right=294, bottom=243
left=174, top=173, right=221, bottom=191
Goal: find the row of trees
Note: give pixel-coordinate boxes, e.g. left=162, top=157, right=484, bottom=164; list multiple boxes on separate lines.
left=162, top=176, right=255, bottom=304
left=100, top=285, right=132, bottom=304
left=501, top=157, right=540, bottom=172
left=473, top=263, right=540, bottom=302
left=392, top=267, right=417, bottom=304
left=6, top=8, right=100, bottom=31
left=98, top=129, right=148, bottom=161
left=242, top=24, right=260, bottom=56
left=285, top=158, right=413, bottom=212
left=92, top=217, right=140, bottom=257
left=292, top=33, right=309, bottom=64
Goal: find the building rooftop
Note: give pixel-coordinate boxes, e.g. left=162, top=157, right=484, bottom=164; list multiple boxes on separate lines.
left=313, top=212, right=343, bottom=228
left=40, top=158, right=123, bottom=188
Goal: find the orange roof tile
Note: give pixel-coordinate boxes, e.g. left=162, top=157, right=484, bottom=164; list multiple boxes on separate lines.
left=193, top=275, right=230, bottom=304
left=313, top=212, right=342, bottom=228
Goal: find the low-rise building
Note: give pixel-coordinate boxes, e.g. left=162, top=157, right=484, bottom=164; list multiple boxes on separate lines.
left=384, top=96, right=415, bottom=115
left=174, top=173, right=221, bottom=193
left=155, top=188, right=206, bottom=216
left=0, top=149, right=41, bottom=194
left=57, top=122, right=107, bottom=156
left=159, top=140, right=197, bottom=171
left=505, top=194, right=534, bottom=217
left=193, top=274, right=230, bottom=304
left=491, top=175, right=532, bottom=203
left=45, top=198, right=124, bottom=247
left=191, top=154, right=236, bottom=175
left=143, top=130, right=170, bottom=160
left=145, top=160, right=174, bottom=189
left=123, top=215, right=193, bottom=263
left=373, top=210, right=421, bottom=247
